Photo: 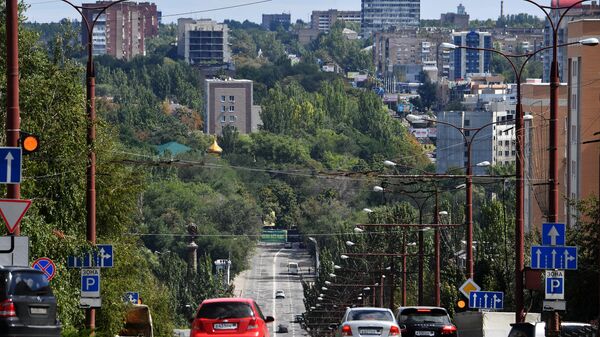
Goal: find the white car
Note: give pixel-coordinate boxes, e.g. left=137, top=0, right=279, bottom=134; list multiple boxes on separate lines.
left=275, top=290, right=286, bottom=299
left=335, top=307, right=400, bottom=337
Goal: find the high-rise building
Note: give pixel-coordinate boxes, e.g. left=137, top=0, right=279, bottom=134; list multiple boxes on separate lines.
left=262, top=13, right=291, bottom=31
left=566, top=19, right=600, bottom=224
left=542, top=1, right=600, bottom=82
left=310, top=9, right=361, bottom=33
left=440, top=4, right=470, bottom=29
left=81, top=1, right=158, bottom=60
left=177, top=19, right=231, bottom=66
left=450, top=31, right=492, bottom=80
left=361, top=0, right=420, bottom=37
left=205, top=79, right=262, bottom=135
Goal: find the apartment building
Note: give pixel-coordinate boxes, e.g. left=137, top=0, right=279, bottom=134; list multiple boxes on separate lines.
left=81, top=1, right=158, bottom=60
left=262, top=13, right=291, bottom=31
left=311, top=9, right=361, bottom=33
left=361, top=0, right=420, bottom=37
left=205, top=79, right=262, bottom=135
left=177, top=19, right=231, bottom=66
left=566, top=19, right=600, bottom=224
left=450, top=31, right=493, bottom=80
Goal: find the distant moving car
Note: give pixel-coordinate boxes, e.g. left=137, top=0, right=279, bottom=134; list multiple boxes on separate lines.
left=275, top=290, right=286, bottom=299
left=0, top=266, right=61, bottom=337
left=284, top=242, right=293, bottom=249
left=395, top=306, right=456, bottom=337
left=190, top=298, right=274, bottom=337
left=278, top=324, right=289, bottom=333
left=294, top=315, right=304, bottom=323
left=334, top=307, right=400, bottom=337
left=508, top=322, right=596, bottom=337
left=288, top=262, right=299, bottom=275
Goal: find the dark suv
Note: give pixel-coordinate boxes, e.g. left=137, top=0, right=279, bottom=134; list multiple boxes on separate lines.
left=0, top=266, right=61, bottom=336
left=395, top=307, right=457, bottom=337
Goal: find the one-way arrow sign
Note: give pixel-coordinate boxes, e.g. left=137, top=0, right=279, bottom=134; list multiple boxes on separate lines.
left=542, top=223, right=565, bottom=246
left=0, top=199, right=32, bottom=233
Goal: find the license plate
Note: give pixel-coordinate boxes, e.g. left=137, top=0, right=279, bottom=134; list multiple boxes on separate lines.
left=214, top=323, right=237, bottom=330
left=359, top=329, right=381, bottom=335
left=30, top=307, right=47, bottom=315
left=415, top=331, right=435, bottom=336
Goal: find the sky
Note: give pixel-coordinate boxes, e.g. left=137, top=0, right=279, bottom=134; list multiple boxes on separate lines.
left=23, top=0, right=546, bottom=23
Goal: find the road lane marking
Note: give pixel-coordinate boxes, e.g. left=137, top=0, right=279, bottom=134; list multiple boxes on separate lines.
left=273, top=247, right=283, bottom=337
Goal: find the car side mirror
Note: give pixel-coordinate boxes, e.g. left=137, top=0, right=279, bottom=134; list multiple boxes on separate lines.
left=400, top=324, right=407, bottom=330
left=265, top=316, right=275, bottom=323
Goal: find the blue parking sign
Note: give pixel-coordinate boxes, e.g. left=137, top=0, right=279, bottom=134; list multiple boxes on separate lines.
left=81, top=269, right=100, bottom=297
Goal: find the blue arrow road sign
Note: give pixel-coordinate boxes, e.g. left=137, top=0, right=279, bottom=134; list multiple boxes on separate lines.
left=0, top=147, right=21, bottom=184
left=68, top=254, right=93, bottom=268
left=125, top=292, right=139, bottom=304
left=542, top=223, right=566, bottom=246
left=93, top=244, right=113, bottom=268
left=469, top=291, right=504, bottom=309
left=531, top=246, right=578, bottom=270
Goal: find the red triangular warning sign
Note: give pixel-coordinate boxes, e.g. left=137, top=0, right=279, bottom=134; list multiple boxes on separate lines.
left=0, top=199, right=31, bottom=234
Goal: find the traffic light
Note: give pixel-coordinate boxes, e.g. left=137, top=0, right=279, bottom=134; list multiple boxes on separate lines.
left=20, top=132, right=40, bottom=154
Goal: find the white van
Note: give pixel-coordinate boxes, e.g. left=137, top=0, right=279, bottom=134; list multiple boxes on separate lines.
left=288, top=262, right=299, bottom=275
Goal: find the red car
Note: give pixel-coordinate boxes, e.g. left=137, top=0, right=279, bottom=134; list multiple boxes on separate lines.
left=191, top=298, right=275, bottom=337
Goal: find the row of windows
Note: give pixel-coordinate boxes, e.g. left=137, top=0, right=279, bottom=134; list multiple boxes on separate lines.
left=220, top=105, right=235, bottom=112
left=220, top=95, right=235, bottom=103
left=497, top=150, right=517, bottom=156
left=220, top=115, right=237, bottom=123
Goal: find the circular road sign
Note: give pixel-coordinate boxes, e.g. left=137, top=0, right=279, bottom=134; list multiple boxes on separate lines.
left=32, top=257, right=57, bottom=281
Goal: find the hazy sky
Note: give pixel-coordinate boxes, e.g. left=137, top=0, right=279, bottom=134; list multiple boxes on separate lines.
left=23, top=0, right=546, bottom=23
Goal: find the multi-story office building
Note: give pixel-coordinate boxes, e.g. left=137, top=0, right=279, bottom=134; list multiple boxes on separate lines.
left=262, top=13, right=291, bottom=31
left=542, top=1, right=600, bottom=82
left=566, top=19, right=600, bottom=224
left=177, top=19, right=231, bottom=66
left=450, top=31, right=492, bottom=80
left=440, top=4, right=470, bottom=29
left=205, top=79, right=262, bottom=135
left=311, top=9, right=361, bottom=33
left=81, top=1, right=158, bottom=60
left=361, top=0, right=420, bottom=37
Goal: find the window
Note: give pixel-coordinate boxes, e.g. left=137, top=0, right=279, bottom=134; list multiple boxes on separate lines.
left=220, top=116, right=226, bottom=123
left=505, top=151, right=509, bottom=156
left=464, top=120, right=470, bottom=126
left=229, top=95, right=235, bottom=102
left=511, top=150, right=516, bottom=156
left=571, top=93, right=577, bottom=110
left=197, top=302, right=254, bottom=319
left=9, top=272, right=52, bottom=296
left=220, top=95, right=226, bottom=102
left=505, top=141, right=509, bottom=146
left=220, top=105, right=226, bottom=113
left=229, top=106, right=235, bottom=112
left=464, top=130, right=470, bottom=136
left=498, top=141, right=502, bottom=146
left=229, top=116, right=236, bottom=122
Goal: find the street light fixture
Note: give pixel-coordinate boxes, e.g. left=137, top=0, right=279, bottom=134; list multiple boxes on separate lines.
left=346, top=241, right=356, bottom=247
left=334, top=265, right=342, bottom=270
left=373, top=186, right=384, bottom=192
left=383, top=160, right=397, bottom=167
left=354, top=227, right=365, bottom=233
left=363, top=208, right=374, bottom=213
left=321, top=287, right=328, bottom=291
left=329, top=273, right=337, bottom=278
left=325, top=281, right=332, bottom=285
left=340, top=255, right=349, bottom=260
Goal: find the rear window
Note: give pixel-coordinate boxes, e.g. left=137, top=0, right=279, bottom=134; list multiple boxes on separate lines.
left=9, top=271, right=52, bottom=296
left=197, top=302, right=254, bottom=319
left=348, top=310, right=394, bottom=321
left=398, top=308, right=450, bottom=324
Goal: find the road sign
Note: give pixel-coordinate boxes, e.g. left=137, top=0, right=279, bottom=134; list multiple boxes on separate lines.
left=459, top=278, right=481, bottom=297
left=543, top=300, right=566, bottom=311
left=81, top=268, right=100, bottom=297
left=542, top=223, right=566, bottom=246
left=530, top=246, right=577, bottom=270
left=68, top=244, right=114, bottom=268
left=93, top=244, right=113, bottom=268
left=469, top=291, right=504, bottom=310
left=545, top=270, right=565, bottom=300
left=0, top=199, right=31, bottom=234
left=125, top=292, right=139, bottom=304
left=0, top=236, right=29, bottom=266
left=0, top=147, right=22, bottom=184
left=32, top=257, right=56, bottom=281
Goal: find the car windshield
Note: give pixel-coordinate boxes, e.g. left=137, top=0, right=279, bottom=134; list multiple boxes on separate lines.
left=197, top=302, right=254, bottom=319
left=348, top=310, right=394, bottom=321
left=399, top=309, right=450, bottom=324
left=9, top=271, right=52, bottom=296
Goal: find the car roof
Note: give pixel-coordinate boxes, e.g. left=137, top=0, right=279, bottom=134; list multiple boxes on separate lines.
left=201, top=298, right=254, bottom=304
left=348, top=307, right=393, bottom=312
left=0, top=266, right=43, bottom=273
left=397, top=306, right=447, bottom=311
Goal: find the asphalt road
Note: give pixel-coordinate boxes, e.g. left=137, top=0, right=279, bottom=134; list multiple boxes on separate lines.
left=233, top=243, right=313, bottom=337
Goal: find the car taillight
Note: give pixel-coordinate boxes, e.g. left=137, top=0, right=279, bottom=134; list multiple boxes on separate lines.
left=190, top=319, right=204, bottom=337
left=248, top=319, right=259, bottom=330
left=0, top=299, right=16, bottom=318
left=390, top=326, right=401, bottom=336
left=342, top=325, right=353, bottom=336
left=441, top=325, right=457, bottom=334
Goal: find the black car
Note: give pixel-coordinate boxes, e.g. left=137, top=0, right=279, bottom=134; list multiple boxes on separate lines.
left=0, top=266, right=61, bottom=337
left=396, top=307, right=457, bottom=337
left=508, top=322, right=596, bottom=337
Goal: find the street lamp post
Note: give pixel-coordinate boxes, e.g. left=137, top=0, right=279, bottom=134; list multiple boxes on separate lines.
left=440, top=36, right=597, bottom=322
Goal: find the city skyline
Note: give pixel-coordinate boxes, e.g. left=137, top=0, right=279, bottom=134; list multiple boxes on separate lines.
left=23, top=0, right=543, bottom=23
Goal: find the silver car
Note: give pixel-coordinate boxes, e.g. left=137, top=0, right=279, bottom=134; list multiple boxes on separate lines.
left=335, top=307, right=401, bottom=337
